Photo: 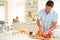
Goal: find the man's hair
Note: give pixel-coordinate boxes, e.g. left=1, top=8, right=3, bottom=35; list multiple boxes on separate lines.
left=46, top=0, right=54, bottom=7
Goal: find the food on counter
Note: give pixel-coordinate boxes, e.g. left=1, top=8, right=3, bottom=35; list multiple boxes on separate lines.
left=19, top=29, right=25, bottom=33
left=18, top=29, right=33, bottom=35
left=43, top=33, right=51, bottom=38
left=29, top=32, right=33, bottom=35
left=36, top=31, right=52, bottom=39
left=36, top=31, right=43, bottom=37
left=18, top=29, right=29, bottom=35
left=25, top=31, right=29, bottom=35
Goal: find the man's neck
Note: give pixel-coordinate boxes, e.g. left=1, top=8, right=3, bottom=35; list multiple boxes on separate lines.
left=46, top=11, right=50, bottom=15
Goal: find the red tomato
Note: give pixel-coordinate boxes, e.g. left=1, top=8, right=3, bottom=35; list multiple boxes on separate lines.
left=43, top=33, right=51, bottom=38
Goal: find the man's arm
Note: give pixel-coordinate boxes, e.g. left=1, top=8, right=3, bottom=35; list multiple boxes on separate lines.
left=36, top=19, right=43, bottom=32
left=47, top=22, right=57, bottom=32
left=47, top=12, right=58, bottom=33
left=43, top=22, right=57, bottom=35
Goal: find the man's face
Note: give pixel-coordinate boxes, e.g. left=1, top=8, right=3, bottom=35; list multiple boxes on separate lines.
left=46, top=6, right=52, bottom=13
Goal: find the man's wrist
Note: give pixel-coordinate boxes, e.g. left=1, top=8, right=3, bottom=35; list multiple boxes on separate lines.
left=39, top=26, right=43, bottom=31
left=46, top=30, right=51, bottom=33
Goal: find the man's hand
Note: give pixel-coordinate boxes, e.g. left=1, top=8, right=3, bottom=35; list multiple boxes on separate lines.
left=36, top=27, right=43, bottom=37
left=43, top=30, right=49, bottom=36
left=43, top=31, right=52, bottom=38
left=39, top=26, right=43, bottom=32
left=43, top=22, right=57, bottom=36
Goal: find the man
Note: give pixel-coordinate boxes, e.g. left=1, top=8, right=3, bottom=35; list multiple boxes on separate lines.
left=37, top=0, right=57, bottom=38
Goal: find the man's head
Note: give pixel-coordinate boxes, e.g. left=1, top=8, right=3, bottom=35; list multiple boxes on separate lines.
left=45, top=1, right=54, bottom=13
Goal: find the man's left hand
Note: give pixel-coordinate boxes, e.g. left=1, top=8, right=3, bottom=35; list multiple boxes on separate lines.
left=43, top=30, right=49, bottom=36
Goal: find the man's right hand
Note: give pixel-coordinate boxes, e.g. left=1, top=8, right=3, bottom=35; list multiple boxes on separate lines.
left=36, top=19, right=43, bottom=32
left=36, top=27, right=43, bottom=37
left=38, top=26, right=43, bottom=32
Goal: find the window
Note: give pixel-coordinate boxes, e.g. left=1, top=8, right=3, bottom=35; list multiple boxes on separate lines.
left=8, top=0, right=25, bottom=26
left=0, top=6, right=5, bottom=21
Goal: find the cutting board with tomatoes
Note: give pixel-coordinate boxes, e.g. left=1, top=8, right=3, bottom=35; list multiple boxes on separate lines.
left=29, top=31, right=53, bottom=40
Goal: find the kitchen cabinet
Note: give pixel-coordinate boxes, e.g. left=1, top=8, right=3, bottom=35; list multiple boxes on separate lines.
left=12, top=23, right=39, bottom=33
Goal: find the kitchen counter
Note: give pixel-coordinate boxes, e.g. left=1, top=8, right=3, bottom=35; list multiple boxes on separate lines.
left=12, top=23, right=39, bottom=32
left=0, top=30, right=37, bottom=40
left=0, top=30, right=60, bottom=40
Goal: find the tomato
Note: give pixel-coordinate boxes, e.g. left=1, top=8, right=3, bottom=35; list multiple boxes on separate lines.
left=43, top=33, right=51, bottom=38
left=36, top=31, right=52, bottom=38
left=36, top=31, right=43, bottom=37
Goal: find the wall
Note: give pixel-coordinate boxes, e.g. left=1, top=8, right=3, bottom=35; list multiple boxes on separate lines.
left=4, top=0, right=60, bottom=26
left=8, top=0, right=25, bottom=26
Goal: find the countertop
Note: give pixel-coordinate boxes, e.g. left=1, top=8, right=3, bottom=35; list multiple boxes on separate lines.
left=0, top=30, right=60, bottom=40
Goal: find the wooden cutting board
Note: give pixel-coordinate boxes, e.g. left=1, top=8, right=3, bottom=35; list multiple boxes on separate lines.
left=29, top=35, right=52, bottom=40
